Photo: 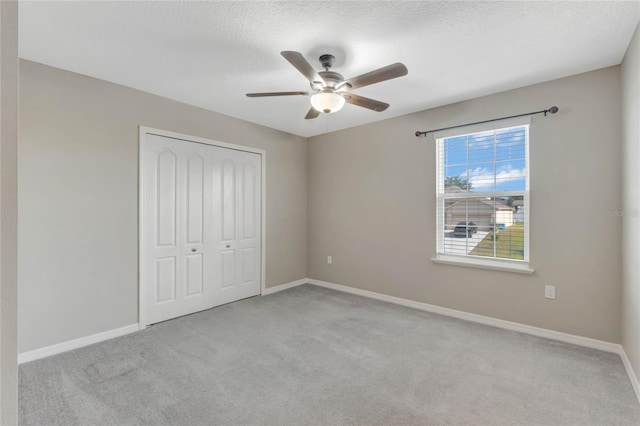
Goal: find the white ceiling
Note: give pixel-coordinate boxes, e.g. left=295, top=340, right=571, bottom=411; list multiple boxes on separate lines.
left=19, top=1, right=640, bottom=138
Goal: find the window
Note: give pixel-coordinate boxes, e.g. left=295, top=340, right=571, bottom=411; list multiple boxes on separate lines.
left=435, top=123, right=530, bottom=271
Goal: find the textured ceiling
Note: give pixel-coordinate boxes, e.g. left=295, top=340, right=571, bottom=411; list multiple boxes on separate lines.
left=19, top=1, right=640, bottom=137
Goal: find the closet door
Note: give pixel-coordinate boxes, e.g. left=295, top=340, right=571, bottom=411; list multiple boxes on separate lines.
left=215, top=149, right=262, bottom=305
left=141, top=133, right=262, bottom=326
left=142, top=134, right=215, bottom=325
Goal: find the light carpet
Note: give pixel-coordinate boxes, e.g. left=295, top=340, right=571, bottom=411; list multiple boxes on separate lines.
left=19, top=284, right=640, bottom=425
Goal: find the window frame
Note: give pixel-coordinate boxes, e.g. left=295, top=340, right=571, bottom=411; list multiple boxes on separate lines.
left=433, top=119, right=532, bottom=274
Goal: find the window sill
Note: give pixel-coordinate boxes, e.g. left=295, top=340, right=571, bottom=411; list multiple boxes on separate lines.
left=431, top=255, right=534, bottom=275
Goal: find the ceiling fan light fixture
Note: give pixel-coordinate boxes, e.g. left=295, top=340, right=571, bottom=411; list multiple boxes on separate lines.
left=310, top=90, right=345, bottom=114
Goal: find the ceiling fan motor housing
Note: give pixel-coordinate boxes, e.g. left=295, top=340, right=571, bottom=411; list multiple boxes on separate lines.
left=319, top=54, right=335, bottom=70
left=317, top=71, right=344, bottom=89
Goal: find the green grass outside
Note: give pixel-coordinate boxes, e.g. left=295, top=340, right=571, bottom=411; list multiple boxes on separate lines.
left=469, top=222, right=525, bottom=260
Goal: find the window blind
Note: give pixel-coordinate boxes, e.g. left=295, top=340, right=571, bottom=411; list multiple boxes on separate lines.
left=436, top=125, right=529, bottom=262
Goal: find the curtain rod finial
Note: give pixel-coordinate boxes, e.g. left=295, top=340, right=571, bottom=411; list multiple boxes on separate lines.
left=548, top=106, right=559, bottom=114
left=415, top=131, right=423, bottom=137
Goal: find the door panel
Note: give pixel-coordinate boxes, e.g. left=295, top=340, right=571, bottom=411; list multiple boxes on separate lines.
left=156, top=150, right=177, bottom=248
left=222, top=159, right=235, bottom=241
left=185, top=253, right=203, bottom=296
left=241, top=248, right=255, bottom=284
left=186, top=154, right=204, bottom=245
left=221, top=250, right=235, bottom=288
left=155, top=257, right=176, bottom=303
left=242, top=163, right=256, bottom=239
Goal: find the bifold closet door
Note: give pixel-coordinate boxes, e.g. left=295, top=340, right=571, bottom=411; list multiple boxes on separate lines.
left=215, top=148, right=262, bottom=306
left=142, top=134, right=261, bottom=326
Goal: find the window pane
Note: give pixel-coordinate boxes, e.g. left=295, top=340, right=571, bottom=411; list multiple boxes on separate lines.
left=494, top=221, right=525, bottom=260
left=443, top=136, right=467, bottom=167
left=443, top=197, right=494, bottom=256
left=495, top=159, right=526, bottom=191
left=467, top=163, right=496, bottom=192
left=469, top=228, right=495, bottom=258
left=465, top=196, right=493, bottom=227
left=495, top=127, right=526, bottom=162
left=468, top=131, right=494, bottom=165
left=467, top=196, right=526, bottom=260
left=443, top=199, right=469, bottom=255
left=444, top=165, right=470, bottom=192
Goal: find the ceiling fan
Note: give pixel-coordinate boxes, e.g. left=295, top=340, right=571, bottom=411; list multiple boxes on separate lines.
left=246, top=51, right=408, bottom=120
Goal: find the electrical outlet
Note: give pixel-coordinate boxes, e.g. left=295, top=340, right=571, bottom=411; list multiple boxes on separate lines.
left=327, top=255, right=332, bottom=265
left=545, top=285, right=556, bottom=299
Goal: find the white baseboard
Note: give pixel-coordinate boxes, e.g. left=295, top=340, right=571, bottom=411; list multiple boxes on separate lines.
left=261, top=278, right=307, bottom=295
left=620, top=347, right=640, bottom=403
left=307, top=278, right=620, bottom=353
left=19, top=279, right=310, bottom=364
left=18, top=323, right=139, bottom=364
left=308, top=278, right=640, bottom=402
left=16, top=278, right=640, bottom=405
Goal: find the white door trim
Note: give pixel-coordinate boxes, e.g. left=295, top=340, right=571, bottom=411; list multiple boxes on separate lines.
left=138, top=126, right=266, bottom=329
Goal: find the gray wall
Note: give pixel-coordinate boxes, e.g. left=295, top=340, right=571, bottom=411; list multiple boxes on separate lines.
left=308, top=66, right=623, bottom=343
left=622, top=22, right=640, bottom=383
left=18, top=60, right=308, bottom=353
left=0, top=1, right=18, bottom=423
left=18, top=57, right=630, bottom=354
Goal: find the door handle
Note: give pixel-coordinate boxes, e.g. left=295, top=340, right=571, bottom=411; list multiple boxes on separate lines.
left=226, top=244, right=231, bottom=248
left=191, top=248, right=197, bottom=252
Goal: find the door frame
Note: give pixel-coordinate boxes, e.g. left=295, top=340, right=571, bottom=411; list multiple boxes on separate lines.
left=138, top=126, right=266, bottom=329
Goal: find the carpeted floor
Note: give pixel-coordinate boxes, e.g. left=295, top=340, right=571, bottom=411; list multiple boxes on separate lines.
left=19, top=284, right=640, bottom=425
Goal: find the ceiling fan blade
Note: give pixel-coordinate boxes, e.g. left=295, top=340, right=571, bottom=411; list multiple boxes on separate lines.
left=246, top=91, right=309, bottom=97
left=344, top=63, right=408, bottom=90
left=281, top=51, right=325, bottom=85
left=305, top=107, right=320, bottom=120
left=343, top=93, right=390, bottom=112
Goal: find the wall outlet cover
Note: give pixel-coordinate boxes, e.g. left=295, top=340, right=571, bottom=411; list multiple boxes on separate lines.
left=545, top=285, right=556, bottom=299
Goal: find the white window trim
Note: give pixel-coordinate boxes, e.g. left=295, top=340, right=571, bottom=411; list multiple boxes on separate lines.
left=433, top=118, right=532, bottom=273
left=431, top=255, right=534, bottom=274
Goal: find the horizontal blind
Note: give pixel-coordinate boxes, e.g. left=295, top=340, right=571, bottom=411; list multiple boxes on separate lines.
left=437, top=125, right=529, bottom=262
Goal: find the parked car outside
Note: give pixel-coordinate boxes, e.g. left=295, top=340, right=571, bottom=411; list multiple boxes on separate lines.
left=453, top=221, right=477, bottom=237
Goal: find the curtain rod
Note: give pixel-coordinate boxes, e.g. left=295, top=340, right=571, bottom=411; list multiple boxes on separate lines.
left=414, top=106, right=559, bottom=138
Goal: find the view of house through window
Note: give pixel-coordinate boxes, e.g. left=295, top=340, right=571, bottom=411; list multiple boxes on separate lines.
left=437, top=125, right=529, bottom=262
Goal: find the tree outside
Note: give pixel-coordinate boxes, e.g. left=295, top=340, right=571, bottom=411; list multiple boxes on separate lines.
left=444, top=175, right=473, bottom=191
